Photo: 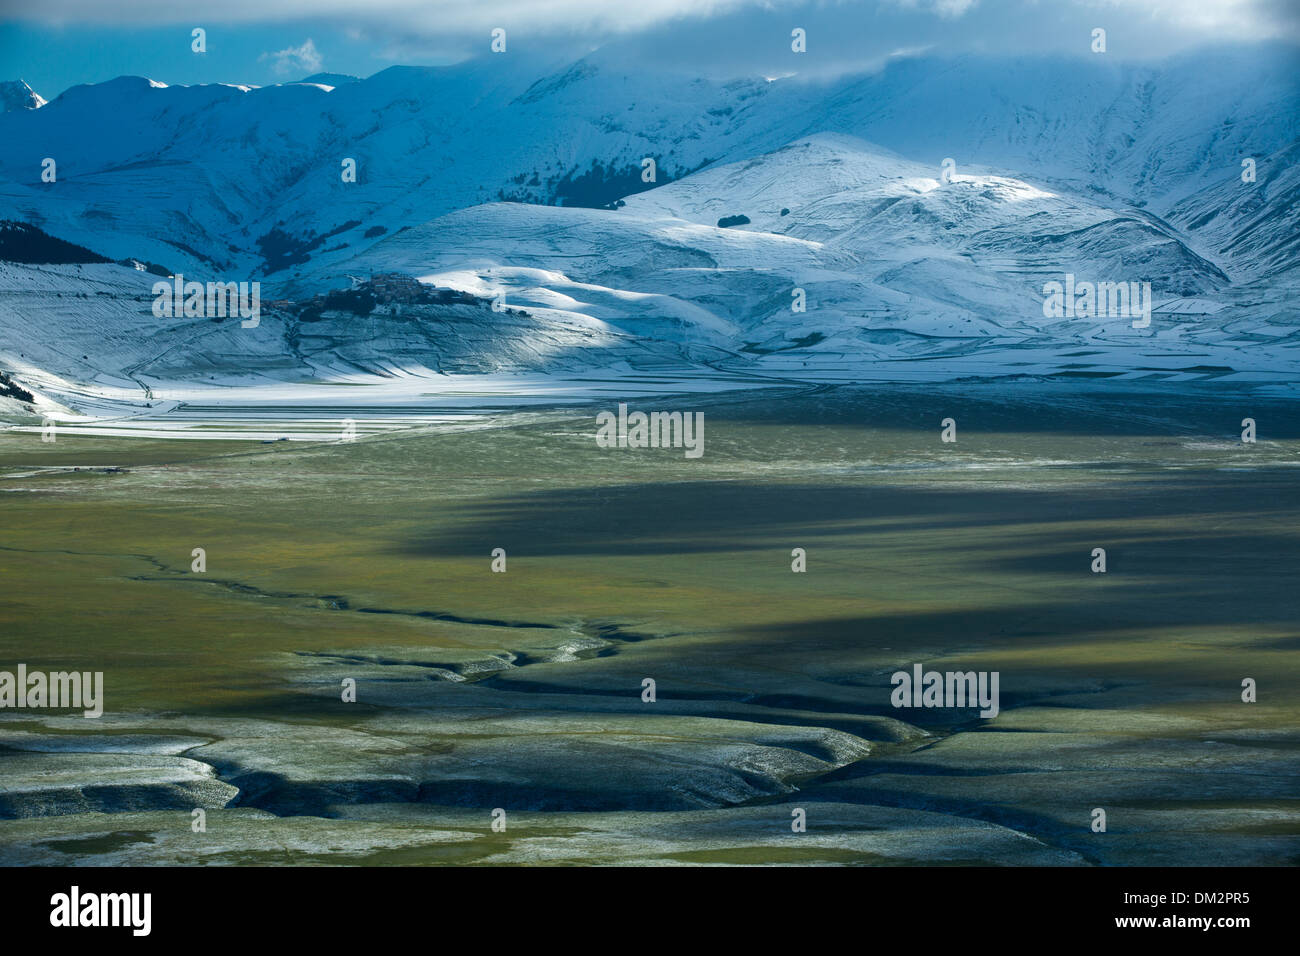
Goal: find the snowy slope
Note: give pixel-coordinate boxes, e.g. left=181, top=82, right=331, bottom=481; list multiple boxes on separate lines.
left=0, top=45, right=1294, bottom=287
left=327, top=135, right=1245, bottom=358
left=0, top=80, right=45, bottom=112
left=0, top=46, right=1296, bottom=417
left=1163, top=140, right=1300, bottom=284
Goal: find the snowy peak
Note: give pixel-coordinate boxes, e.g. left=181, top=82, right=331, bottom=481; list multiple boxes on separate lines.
left=616, top=132, right=1217, bottom=294
left=0, top=46, right=1296, bottom=406
left=0, top=80, right=45, bottom=111
left=296, top=73, right=361, bottom=90
left=0, top=48, right=1292, bottom=289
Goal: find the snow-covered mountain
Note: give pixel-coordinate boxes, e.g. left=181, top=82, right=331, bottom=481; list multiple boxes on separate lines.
left=3, top=45, right=1295, bottom=284
left=0, top=44, right=1296, bottom=415
left=0, top=80, right=45, bottom=112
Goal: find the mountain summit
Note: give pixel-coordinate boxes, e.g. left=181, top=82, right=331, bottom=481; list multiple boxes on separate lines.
left=0, top=47, right=1296, bottom=412
left=0, top=80, right=45, bottom=112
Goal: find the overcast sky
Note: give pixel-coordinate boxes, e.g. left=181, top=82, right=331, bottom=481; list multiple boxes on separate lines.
left=2, top=0, right=1297, bottom=98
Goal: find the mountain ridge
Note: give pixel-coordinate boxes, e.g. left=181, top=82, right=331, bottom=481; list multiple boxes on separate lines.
left=0, top=45, right=1296, bottom=416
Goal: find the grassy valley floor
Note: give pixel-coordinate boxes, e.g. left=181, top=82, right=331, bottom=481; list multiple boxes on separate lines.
left=1, top=383, right=1297, bottom=865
